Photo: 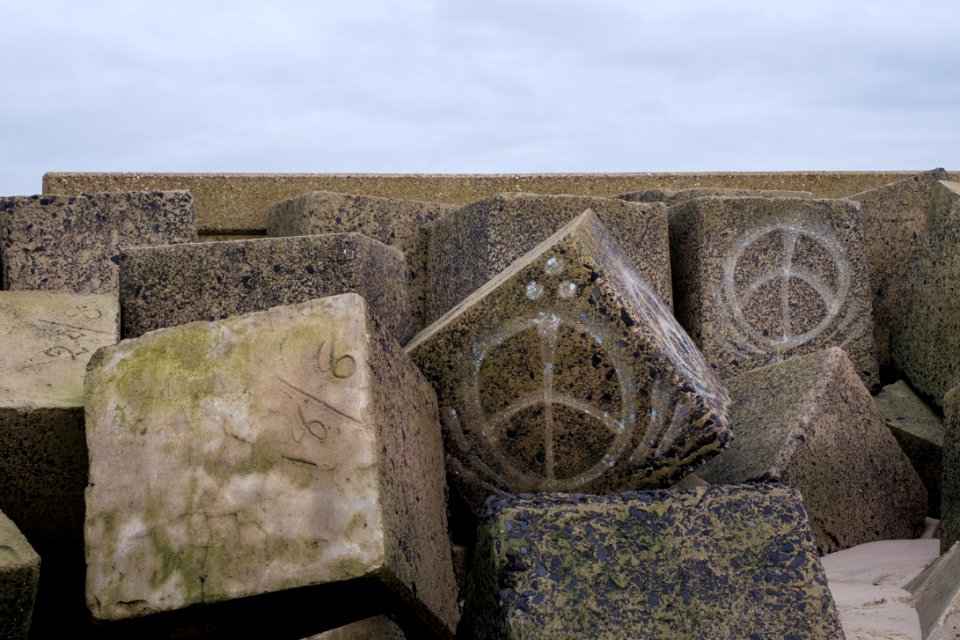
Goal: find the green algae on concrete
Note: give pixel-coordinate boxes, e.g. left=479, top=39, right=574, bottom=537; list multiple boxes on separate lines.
left=307, top=615, right=406, bottom=639
left=267, top=191, right=456, bottom=335
left=697, top=348, right=927, bottom=554
left=427, top=193, right=671, bottom=323
left=669, top=196, right=880, bottom=388
left=0, top=192, right=196, bottom=294
left=408, top=210, right=730, bottom=514
left=118, top=233, right=413, bottom=344
left=460, top=485, right=844, bottom=640
left=0, top=510, right=40, bottom=640
left=84, top=295, right=458, bottom=637
left=874, top=379, right=944, bottom=518
left=41, top=171, right=958, bottom=234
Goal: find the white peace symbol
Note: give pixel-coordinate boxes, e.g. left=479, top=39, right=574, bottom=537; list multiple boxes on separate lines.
left=722, top=220, right=851, bottom=355
left=448, top=310, right=639, bottom=492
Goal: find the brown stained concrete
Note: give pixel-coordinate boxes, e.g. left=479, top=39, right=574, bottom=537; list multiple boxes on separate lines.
left=42, top=171, right=960, bottom=234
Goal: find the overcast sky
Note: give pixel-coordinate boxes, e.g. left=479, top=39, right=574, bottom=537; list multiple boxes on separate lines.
left=2, top=0, right=958, bottom=195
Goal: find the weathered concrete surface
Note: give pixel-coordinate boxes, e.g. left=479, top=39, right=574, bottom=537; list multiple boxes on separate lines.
left=427, top=193, right=670, bottom=322
left=84, top=295, right=458, bottom=636
left=846, top=169, right=950, bottom=367
left=42, top=171, right=958, bottom=234
left=307, top=616, right=406, bottom=640
left=0, top=192, right=196, bottom=293
left=0, top=291, right=119, bottom=408
left=907, top=541, right=960, bottom=640
left=268, top=192, right=456, bottom=334
left=669, top=196, right=880, bottom=388
left=699, top=348, right=927, bottom=553
left=460, top=485, right=844, bottom=640
left=941, top=386, right=960, bottom=553
left=822, top=538, right=939, bottom=640
left=0, top=510, right=40, bottom=640
left=891, top=181, right=960, bottom=405
left=616, top=187, right=815, bottom=204
left=119, top=234, right=412, bottom=344
left=409, top=210, right=731, bottom=513
left=874, top=380, right=944, bottom=518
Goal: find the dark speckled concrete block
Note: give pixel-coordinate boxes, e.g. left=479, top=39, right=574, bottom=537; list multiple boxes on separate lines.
left=0, top=192, right=197, bottom=294
left=846, top=169, right=949, bottom=367
left=698, top=348, right=927, bottom=554
left=0, top=510, right=40, bottom=640
left=119, top=234, right=412, bottom=343
left=427, top=193, right=670, bottom=322
left=941, top=386, right=960, bottom=553
left=460, top=485, right=844, bottom=640
left=669, top=196, right=879, bottom=388
left=408, top=210, right=730, bottom=514
left=616, top=187, right=814, bottom=204
left=890, top=180, right=960, bottom=405
left=267, top=191, right=456, bottom=334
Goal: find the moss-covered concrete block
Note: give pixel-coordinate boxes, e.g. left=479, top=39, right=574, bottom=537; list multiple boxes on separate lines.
left=698, top=348, right=927, bottom=553
left=460, top=485, right=844, bottom=640
left=119, top=234, right=413, bottom=344
left=874, top=379, right=944, bottom=518
left=0, top=510, right=40, bottom=640
left=408, top=210, right=730, bottom=513
left=0, top=192, right=197, bottom=294
left=84, top=295, right=458, bottom=637
left=427, top=193, right=671, bottom=322
left=267, top=191, right=456, bottom=335
left=669, top=196, right=879, bottom=388
left=890, top=180, right=960, bottom=404
left=616, top=187, right=814, bottom=204
left=846, top=169, right=950, bottom=367
left=307, top=615, right=406, bottom=639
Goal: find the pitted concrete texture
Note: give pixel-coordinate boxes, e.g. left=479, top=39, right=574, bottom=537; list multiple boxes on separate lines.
left=308, top=616, right=406, bottom=639
left=669, top=196, right=880, bottom=388
left=698, top=348, right=927, bottom=554
left=941, top=386, right=960, bottom=553
left=408, top=210, right=730, bottom=514
left=616, top=186, right=815, bottom=204
left=268, top=191, right=456, bottom=334
left=874, top=380, right=944, bottom=518
left=427, top=193, right=670, bottom=322
left=890, top=181, right=960, bottom=405
left=84, top=295, right=458, bottom=636
left=42, top=171, right=956, bottom=234
left=119, top=233, right=413, bottom=344
left=0, top=192, right=197, bottom=294
left=0, top=510, right=40, bottom=640
left=846, top=169, right=950, bottom=367
left=459, top=485, right=844, bottom=640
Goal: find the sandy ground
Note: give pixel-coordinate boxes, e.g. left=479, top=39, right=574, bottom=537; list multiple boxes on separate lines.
left=822, top=537, right=940, bottom=640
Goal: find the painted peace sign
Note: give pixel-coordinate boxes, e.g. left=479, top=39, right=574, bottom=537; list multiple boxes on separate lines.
left=722, top=220, right=851, bottom=355
left=445, top=310, right=638, bottom=492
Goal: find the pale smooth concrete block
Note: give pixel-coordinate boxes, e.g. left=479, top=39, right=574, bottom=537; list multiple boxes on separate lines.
left=306, top=615, right=405, bottom=640
left=0, top=510, right=41, bottom=640
left=84, top=295, right=458, bottom=637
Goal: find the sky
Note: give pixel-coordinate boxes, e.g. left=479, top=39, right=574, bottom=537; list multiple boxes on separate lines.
left=2, top=0, right=958, bottom=195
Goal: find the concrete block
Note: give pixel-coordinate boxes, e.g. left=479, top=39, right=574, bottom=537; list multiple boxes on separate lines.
left=307, top=616, right=405, bottom=640
left=616, top=187, right=814, bottom=204
left=268, top=191, right=456, bottom=334
left=669, top=196, right=879, bottom=388
left=460, top=485, right=844, bottom=640
left=409, top=210, right=730, bottom=513
left=119, top=234, right=412, bottom=344
left=0, top=510, right=40, bottom=640
left=427, top=193, right=670, bottom=322
left=0, top=192, right=196, bottom=293
left=699, top=348, right=927, bottom=553
left=874, top=380, right=944, bottom=518
left=84, top=295, right=458, bottom=636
